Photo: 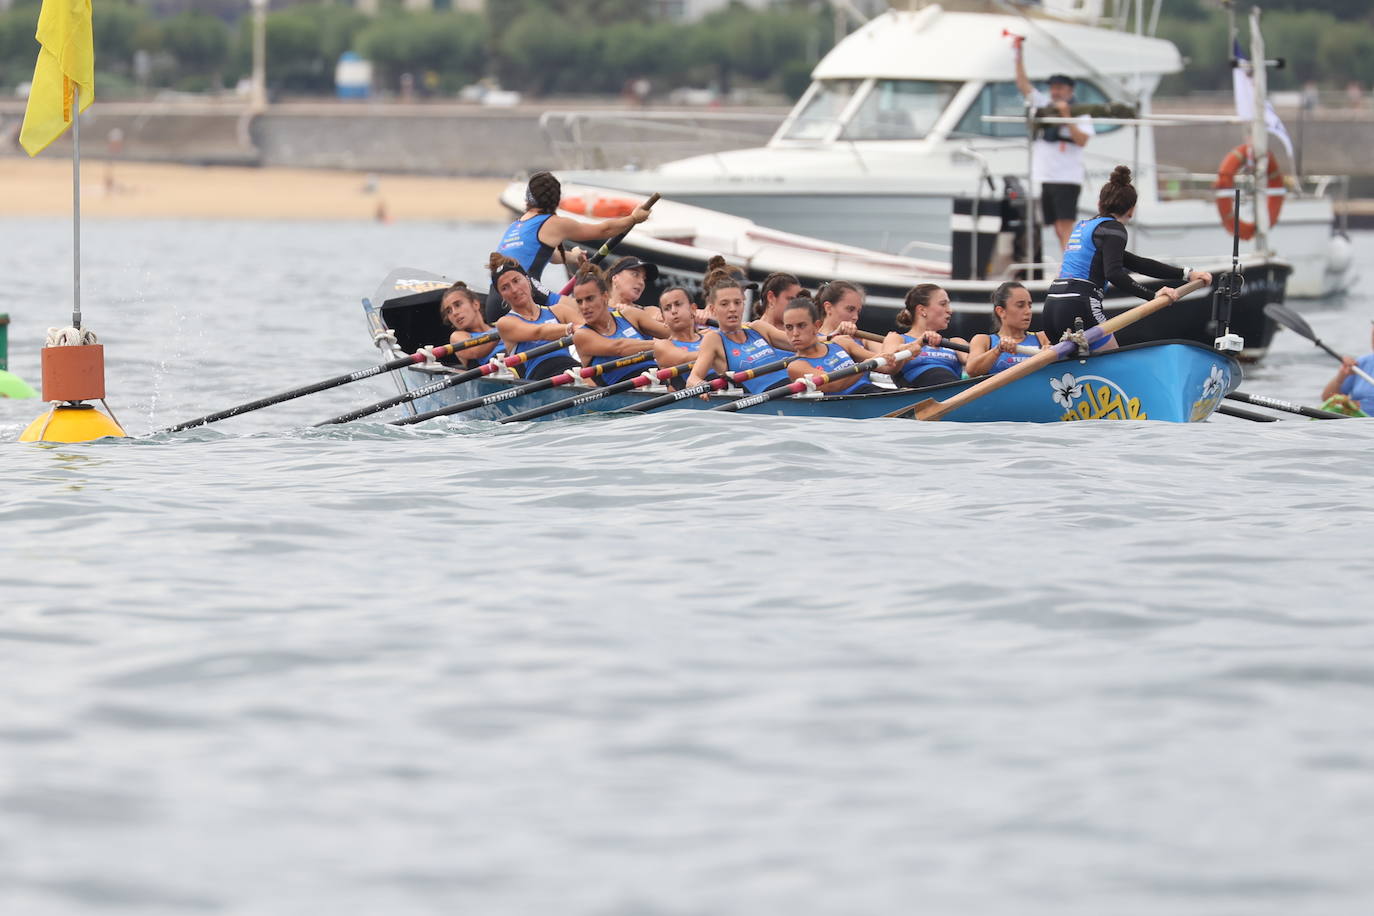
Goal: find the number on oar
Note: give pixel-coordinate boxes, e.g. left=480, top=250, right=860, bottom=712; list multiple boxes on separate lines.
left=559, top=193, right=662, bottom=295
left=156, top=332, right=501, bottom=434
left=392, top=351, right=655, bottom=426
left=316, top=336, right=573, bottom=426
left=497, top=361, right=695, bottom=424
left=894, top=279, right=1207, bottom=422
left=619, top=356, right=797, bottom=413
left=1225, top=391, right=1348, bottom=420
left=1264, top=303, right=1374, bottom=386
left=711, top=348, right=916, bottom=414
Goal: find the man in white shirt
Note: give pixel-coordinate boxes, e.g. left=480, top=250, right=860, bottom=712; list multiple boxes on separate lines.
left=1014, top=46, right=1094, bottom=252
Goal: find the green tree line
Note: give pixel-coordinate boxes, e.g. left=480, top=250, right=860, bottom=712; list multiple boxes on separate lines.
left=3, top=1, right=1374, bottom=100
left=0, top=0, right=826, bottom=99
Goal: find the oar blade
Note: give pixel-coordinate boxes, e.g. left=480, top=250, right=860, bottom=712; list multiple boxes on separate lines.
left=911, top=399, right=943, bottom=421
left=1264, top=303, right=1316, bottom=341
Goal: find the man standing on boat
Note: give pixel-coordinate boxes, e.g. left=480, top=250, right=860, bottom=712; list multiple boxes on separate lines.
left=1014, top=45, right=1094, bottom=253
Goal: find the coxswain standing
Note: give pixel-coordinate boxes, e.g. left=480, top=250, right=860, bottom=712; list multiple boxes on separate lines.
left=1044, top=166, right=1210, bottom=352
left=487, top=170, right=651, bottom=321
left=965, top=282, right=1049, bottom=377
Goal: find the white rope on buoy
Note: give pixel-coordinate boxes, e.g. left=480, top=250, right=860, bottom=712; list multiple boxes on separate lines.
left=45, top=326, right=99, bottom=347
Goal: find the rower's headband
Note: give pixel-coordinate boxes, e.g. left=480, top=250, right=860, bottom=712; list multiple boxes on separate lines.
left=492, top=262, right=526, bottom=285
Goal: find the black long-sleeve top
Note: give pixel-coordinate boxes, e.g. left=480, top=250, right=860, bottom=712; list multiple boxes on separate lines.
left=1088, top=218, right=1186, bottom=300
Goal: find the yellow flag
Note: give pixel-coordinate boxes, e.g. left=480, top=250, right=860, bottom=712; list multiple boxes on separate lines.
left=19, top=0, right=95, bottom=157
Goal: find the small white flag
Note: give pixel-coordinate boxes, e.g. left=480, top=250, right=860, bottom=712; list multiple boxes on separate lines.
left=1233, top=39, right=1293, bottom=160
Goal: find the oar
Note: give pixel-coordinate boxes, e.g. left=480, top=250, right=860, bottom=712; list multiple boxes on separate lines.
left=558, top=193, right=662, bottom=295
left=157, top=332, right=501, bottom=433
left=1216, top=402, right=1279, bottom=422
left=1225, top=391, right=1348, bottom=420
left=392, top=351, right=654, bottom=426
left=496, top=361, right=695, bottom=424
left=852, top=329, right=1035, bottom=356
left=619, top=356, right=797, bottom=413
left=895, top=279, right=1207, bottom=422
left=711, top=347, right=916, bottom=413
left=316, top=336, right=573, bottom=426
left=1264, top=303, right=1374, bottom=386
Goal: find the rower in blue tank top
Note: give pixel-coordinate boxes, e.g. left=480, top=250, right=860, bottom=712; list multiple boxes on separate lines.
left=782, top=298, right=887, bottom=396
left=967, top=282, right=1053, bottom=377
left=438, top=281, right=505, bottom=367
left=490, top=256, right=581, bottom=381
left=484, top=171, right=654, bottom=322
left=686, top=272, right=795, bottom=395
left=883, top=283, right=968, bottom=388
left=570, top=265, right=669, bottom=386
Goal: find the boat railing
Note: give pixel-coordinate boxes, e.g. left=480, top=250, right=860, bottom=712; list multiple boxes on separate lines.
left=538, top=110, right=781, bottom=171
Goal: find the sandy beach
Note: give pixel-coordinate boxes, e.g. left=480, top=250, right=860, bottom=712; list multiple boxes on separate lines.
left=0, top=159, right=509, bottom=221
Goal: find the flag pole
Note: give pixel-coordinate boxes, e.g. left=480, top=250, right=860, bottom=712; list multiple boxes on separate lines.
left=72, top=85, right=81, bottom=331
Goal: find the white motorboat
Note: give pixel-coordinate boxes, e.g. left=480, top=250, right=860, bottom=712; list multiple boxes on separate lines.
left=552, top=1, right=1351, bottom=298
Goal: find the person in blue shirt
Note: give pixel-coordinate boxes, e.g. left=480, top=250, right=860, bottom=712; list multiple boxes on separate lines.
left=882, top=283, right=967, bottom=387
left=686, top=267, right=795, bottom=394
left=781, top=298, right=892, bottom=395
left=438, top=281, right=504, bottom=368
left=1045, top=166, right=1210, bottom=351
left=1320, top=322, right=1374, bottom=416
left=486, top=171, right=652, bottom=321
left=570, top=264, right=670, bottom=386
left=489, top=255, right=581, bottom=380
left=965, top=281, right=1051, bottom=377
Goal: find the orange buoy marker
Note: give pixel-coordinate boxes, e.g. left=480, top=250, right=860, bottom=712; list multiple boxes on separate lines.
left=19, top=327, right=126, bottom=442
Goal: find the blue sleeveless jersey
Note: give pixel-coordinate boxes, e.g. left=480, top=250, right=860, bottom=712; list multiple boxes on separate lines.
left=496, top=214, right=553, bottom=276
left=988, top=333, right=1040, bottom=374
left=508, top=306, right=569, bottom=377
left=720, top=326, right=789, bottom=393
left=587, top=311, right=650, bottom=385
left=1058, top=215, right=1112, bottom=282
left=799, top=342, right=870, bottom=396
left=897, top=334, right=962, bottom=384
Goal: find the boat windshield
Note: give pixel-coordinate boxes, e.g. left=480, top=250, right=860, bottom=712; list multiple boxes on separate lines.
left=840, top=80, right=961, bottom=140
left=951, top=80, right=1118, bottom=138
left=780, top=79, right=864, bottom=141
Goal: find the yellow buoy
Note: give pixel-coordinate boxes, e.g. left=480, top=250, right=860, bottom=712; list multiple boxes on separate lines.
left=19, top=403, right=127, bottom=443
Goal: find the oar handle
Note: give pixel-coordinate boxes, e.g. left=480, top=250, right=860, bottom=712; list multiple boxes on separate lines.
left=715, top=349, right=913, bottom=413
left=498, top=360, right=693, bottom=424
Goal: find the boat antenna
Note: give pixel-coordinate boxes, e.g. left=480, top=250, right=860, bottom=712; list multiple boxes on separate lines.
left=1213, top=186, right=1244, bottom=354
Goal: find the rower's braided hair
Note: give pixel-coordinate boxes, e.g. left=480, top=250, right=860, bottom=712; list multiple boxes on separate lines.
left=573, top=261, right=610, bottom=294
left=526, top=171, right=562, bottom=214
left=1097, top=165, right=1137, bottom=218
left=752, top=271, right=800, bottom=319
left=895, top=283, right=944, bottom=333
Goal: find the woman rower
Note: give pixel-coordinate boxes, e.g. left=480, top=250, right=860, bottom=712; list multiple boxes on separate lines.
left=439, top=281, right=504, bottom=367
left=1045, top=165, right=1211, bottom=351
left=686, top=267, right=794, bottom=394
left=653, top=286, right=706, bottom=371
left=489, top=254, right=581, bottom=380
left=606, top=256, right=661, bottom=320
left=782, top=298, right=889, bottom=395
left=571, top=264, right=670, bottom=386
left=1319, top=321, right=1374, bottom=416
left=487, top=170, right=652, bottom=320
left=965, top=281, right=1050, bottom=377
left=751, top=271, right=803, bottom=325
left=816, top=280, right=867, bottom=340
left=883, top=283, right=968, bottom=387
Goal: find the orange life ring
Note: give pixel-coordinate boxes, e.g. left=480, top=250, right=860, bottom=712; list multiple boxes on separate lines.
left=557, top=195, right=637, bottom=218
left=1214, top=144, right=1284, bottom=241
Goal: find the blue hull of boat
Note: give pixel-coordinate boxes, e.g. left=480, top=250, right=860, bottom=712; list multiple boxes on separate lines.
left=387, top=341, right=1240, bottom=424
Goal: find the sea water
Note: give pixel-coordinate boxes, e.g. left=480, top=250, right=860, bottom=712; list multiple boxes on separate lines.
left=2, top=219, right=1372, bottom=915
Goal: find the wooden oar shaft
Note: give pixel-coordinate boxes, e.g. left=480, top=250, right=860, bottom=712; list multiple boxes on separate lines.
left=317, top=335, right=573, bottom=426
left=1225, top=391, right=1347, bottom=419
left=158, top=331, right=501, bottom=433
left=910, top=280, right=1206, bottom=422
left=497, top=361, right=694, bottom=424
left=559, top=193, right=662, bottom=295
left=394, top=350, right=654, bottom=426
